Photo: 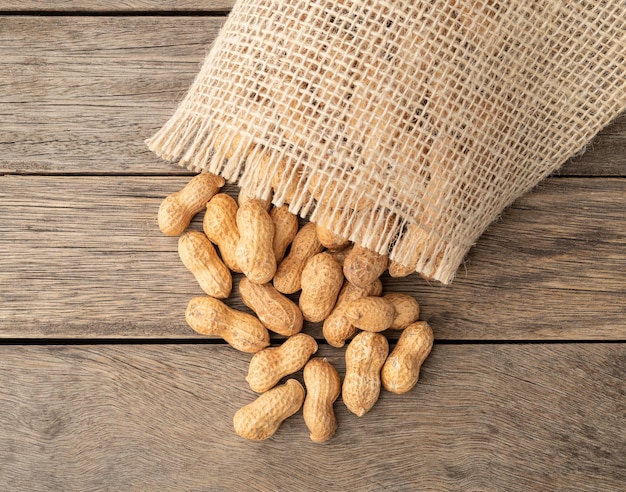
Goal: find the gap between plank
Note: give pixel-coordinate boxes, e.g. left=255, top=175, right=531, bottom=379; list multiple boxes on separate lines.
left=0, top=10, right=231, bottom=17
left=0, top=338, right=622, bottom=346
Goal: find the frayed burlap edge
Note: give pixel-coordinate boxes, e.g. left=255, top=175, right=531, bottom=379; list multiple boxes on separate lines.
left=147, top=103, right=624, bottom=285
left=147, top=0, right=626, bottom=284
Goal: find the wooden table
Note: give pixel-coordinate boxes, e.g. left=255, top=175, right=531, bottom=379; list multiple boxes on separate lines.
left=1, top=4, right=624, bottom=491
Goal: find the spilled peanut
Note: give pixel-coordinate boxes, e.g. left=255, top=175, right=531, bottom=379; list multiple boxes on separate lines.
left=323, top=279, right=383, bottom=348
left=343, top=331, right=389, bottom=416
left=239, top=277, right=303, bottom=336
left=343, top=245, right=389, bottom=289
left=273, top=223, right=323, bottom=294
left=161, top=180, right=438, bottom=441
left=270, top=205, right=299, bottom=263
left=238, top=187, right=272, bottom=211
left=236, top=199, right=277, bottom=284
left=388, top=260, right=415, bottom=278
left=246, top=333, right=318, bottom=393
left=158, top=172, right=224, bottom=236
left=185, top=296, right=269, bottom=353
left=203, top=193, right=241, bottom=272
left=344, top=296, right=396, bottom=332
left=178, top=231, right=232, bottom=298
left=303, top=358, right=341, bottom=443
left=384, top=292, right=420, bottom=330
left=233, top=379, right=305, bottom=441
left=299, top=252, right=344, bottom=322
left=316, top=224, right=351, bottom=250
left=382, top=321, right=434, bottom=394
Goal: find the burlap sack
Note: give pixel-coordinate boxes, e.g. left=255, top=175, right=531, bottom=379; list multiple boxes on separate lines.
left=148, top=0, right=626, bottom=284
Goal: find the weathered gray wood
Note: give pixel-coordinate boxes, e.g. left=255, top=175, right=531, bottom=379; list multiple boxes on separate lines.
left=0, top=16, right=623, bottom=176
left=0, top=16, right=224, bottom=175
left=0, top=0, right=235, bottom=10
left=0, top=175, right=624, bottom=340
left=0, top=343, right=623, bottom=491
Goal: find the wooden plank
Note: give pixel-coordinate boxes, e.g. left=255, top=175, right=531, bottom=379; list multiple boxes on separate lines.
left=0, top=175, right=624, bottom=340
left=0, top=1, right=235, bottom=11
left=0, top=343, right=623, bottom=491
left=0, top=16, right=624, bottom=176
left=0, top=16, right=224, bottom=175
left=564, top=113, right=626, bottom=176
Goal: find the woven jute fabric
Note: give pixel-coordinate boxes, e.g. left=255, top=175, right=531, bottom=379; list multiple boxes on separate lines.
left=148, top=0, right=626, bottom=284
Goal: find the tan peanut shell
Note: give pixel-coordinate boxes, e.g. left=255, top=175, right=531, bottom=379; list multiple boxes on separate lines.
left=273, top=223, right=323, bottom=294
left=238, top=187, right=272, bottom=211
left=344, top=296, right=396, bottom=332
left=233, top=379, right=305, bottom=441
left=328, top=244, right=353, bottom=266
left=388, top=260, right=415, bottom=278
left=343, top=331, right=389, bottom=416
left=213, top=127, right=252, bottom=160
left=239, top=277, right=303, bottom=336
left=269, top=156, right=305, bottom=206
left=185, top=296, right=269, bottom=353
left=303, top=358, right=341, bottom=443
left=382, top=321, right=434, bottom=394
left=203, top=193, right=241, bottom=272
left=299, top=253, right=344, bottom=322
left=236, top=199, right=277, bottom=284
left=178, top=231, right=232, bottom=298
left=384, top=293, right=420, bottom=330
left=343, top=245, right=389, bottom=289
left=270, top=206, right=299, bottom=263
left=158, top=172, right=224, bottom=236
left=316, top=224, right=351, bottom=250
left=246, top=333, right=318, bottom=393
left=322, top=279, right=383, bottom=348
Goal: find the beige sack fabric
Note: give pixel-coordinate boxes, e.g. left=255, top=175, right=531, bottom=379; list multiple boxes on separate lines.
left=148, top=0, right=626, bottom=284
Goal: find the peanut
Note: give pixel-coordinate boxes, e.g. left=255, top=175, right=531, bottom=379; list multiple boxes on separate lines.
left=236, top=199, right=277, bottom=284
left=270, top=205, right=299, bottom=263
left=269, top=157, right=305, bottom=206
left=299, top=253, right=344, bottom=322
left=239, top=277, right=303, bottom=336
left=158, top=172, right=224, bottom=236
left=233, top=379, right=305, bottom=441
left=343, top=331, right=389, bottom=416
left=382, top=321, right=434, bottom=394
left=273, top=223, right=323, bottom=294
left=328, top=244, right=353, bottom=266
left=388, top=260, right=414, bottom=278
left=246, top=333, right=318, bottom=393
left=203, top=193, right=241, bottom=272
left=178, top=231, right=232, bottom=298
left=185, top=296, right=269, bottom=353
left=343, top=245, right=389, bottom=289
left=344, top=296, right=396, bottom=332
left=309, top=172, right=375, bottom=210
left=315, top=224, right=351, bottom=250
left=384, top=293, right=420, bottom=330
left=238, top=187, right=272, bottom=211
left=323, top=279, right=383, bottom=348
left=213, top=127, right=251, bottom=160
left=303, top=358, right=341, bottom=443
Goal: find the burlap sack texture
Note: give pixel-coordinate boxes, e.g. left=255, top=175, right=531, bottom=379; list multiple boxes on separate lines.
left=148, top=0, right=626, bottom=284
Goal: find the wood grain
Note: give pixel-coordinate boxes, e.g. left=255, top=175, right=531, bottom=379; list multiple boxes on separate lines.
left=1, top=8, right=623, bottom=492
left=0, top=343, right=623, bottom=491
left=0, top=16, right=223, bottom=175
left=0, top=1, right=235, bottom=11
left=0, top=176, right=624, bottom=340
left=0, top=16, right=624, bottom=176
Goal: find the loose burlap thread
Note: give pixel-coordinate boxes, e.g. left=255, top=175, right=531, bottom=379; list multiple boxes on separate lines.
left=148, top=0, right=626, bottom=284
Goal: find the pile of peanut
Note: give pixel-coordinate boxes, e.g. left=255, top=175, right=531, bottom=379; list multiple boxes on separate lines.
left=158, top=172, right=434, bottom=443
